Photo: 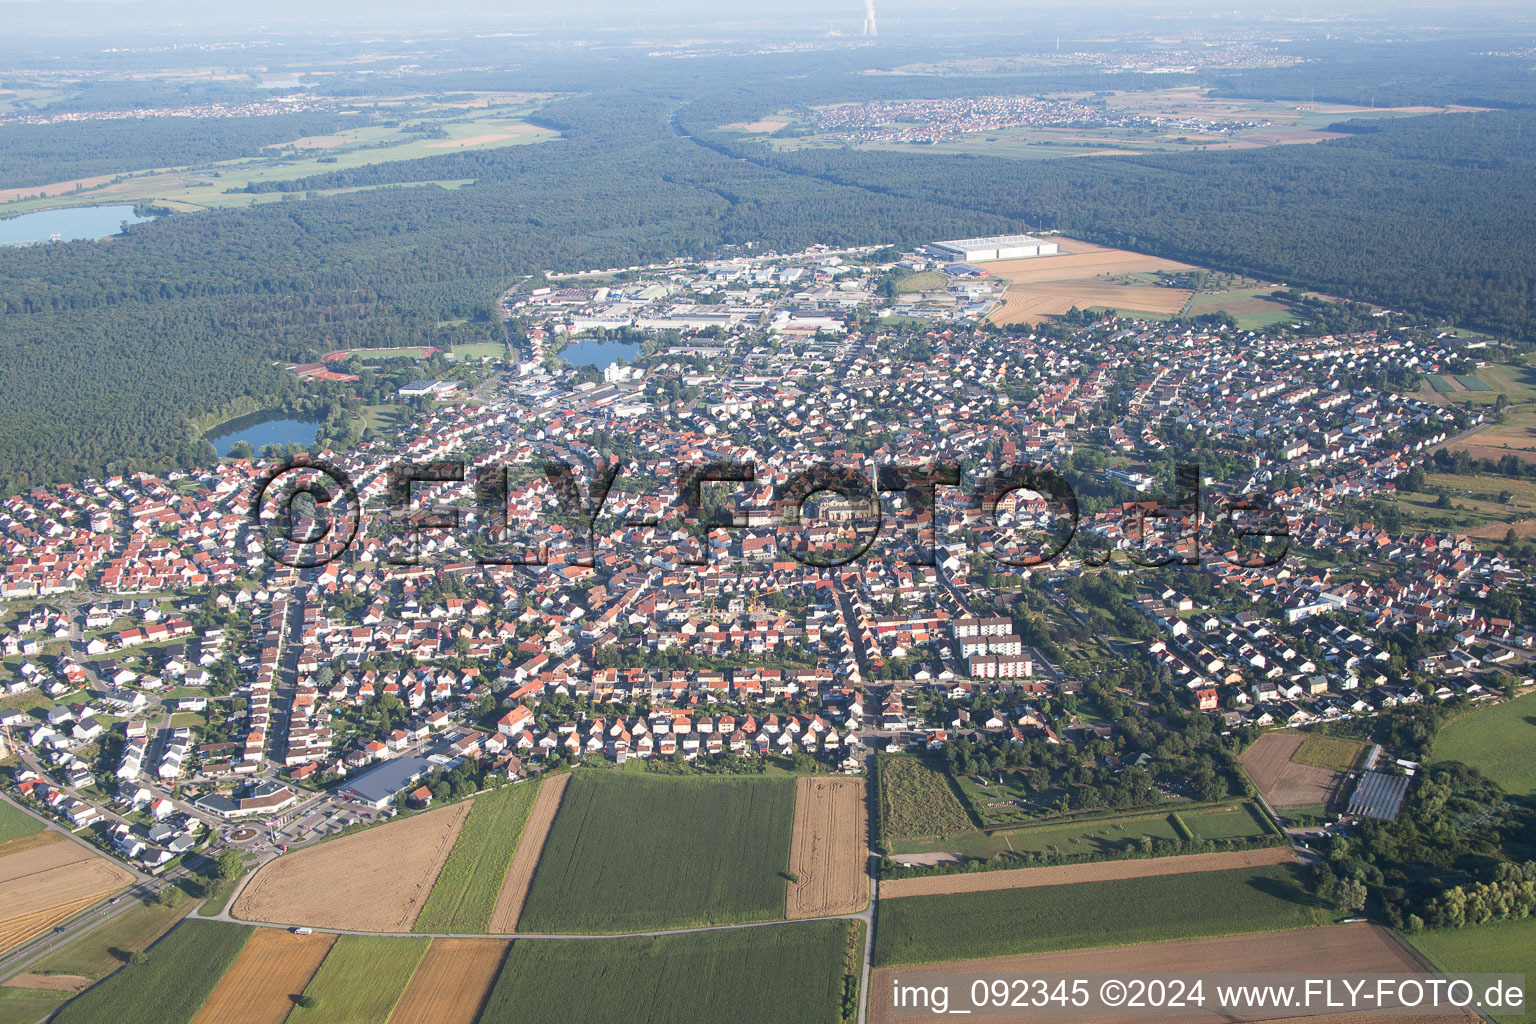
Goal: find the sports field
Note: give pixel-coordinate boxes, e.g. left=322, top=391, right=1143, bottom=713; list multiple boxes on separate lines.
left=478, top=923, right=851, bottom=1024
left=287, top=934, right=429, bottom=1024
left=873, top=864, right=1323, bottom=966
left=1431, top=691, right=1536, bottom=796
left=1410, top=916, right=1536, bottom=1024
left=414, top=782, right=540, bottom=933
left=51, top=921, right=250, bottom=1024
left=515, top=773, right=796, bottom=933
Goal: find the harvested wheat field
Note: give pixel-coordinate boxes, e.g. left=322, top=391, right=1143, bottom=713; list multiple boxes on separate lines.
left=1241, top=732, right=1350, bottom=809
left=986, top=242, right=1195, bottom=325
left=880, top=846, right=1295, bottom=899
left=192, top=927, right=336, bottom=1024
left=388, top=938, right=509, bottom=1024
left=869, top=924, right=1474, bottom=1024
left=488, top=772, right=570, bottom=933
left=787, top=777, right=868, bottom=919
left=0, top=836, right=133, bottom=953
left=2, top=973, right=93, bottom=992
left=233, top=801, right=471, bottom=931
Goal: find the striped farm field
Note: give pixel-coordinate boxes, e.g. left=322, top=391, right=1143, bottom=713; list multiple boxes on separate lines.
left=479, top=923, right=851, bottom=1024
left=287, top=935, right=430, bottom=1024
left=52, top=921, right=251, bottom=1024
left=515, top=772, right=796, bottom=933
left=488, top=772, right=569, bottom=933
left=786, top=776, right=868, bottom=919
left=0, top=833, right=133, bottom=954
left=387, top=938, right=509, bottom=1024
left=414, top=783, right=540, bottom=933
left=870, top=924, right=1471, bottom=1024
left=233, top=802, right=470, bottom=931
left=874, top=864, right=1323, bottom=966
left=191, top=927, right=335, bottom=1024
left=880, top=846, right=1295, bottom=899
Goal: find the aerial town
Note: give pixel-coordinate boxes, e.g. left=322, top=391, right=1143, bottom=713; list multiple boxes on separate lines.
left=0, top=234, right=1528, bottom=907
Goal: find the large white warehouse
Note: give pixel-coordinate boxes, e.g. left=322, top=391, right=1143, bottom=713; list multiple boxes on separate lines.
left=930, top=233, right=1060, bottom=263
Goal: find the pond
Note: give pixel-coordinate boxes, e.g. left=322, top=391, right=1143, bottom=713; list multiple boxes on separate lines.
left=204, top=410, right=322, bottom=456
left=0, top=205, right=152, bottom=247
left=561, top=337, right=641, bottom=369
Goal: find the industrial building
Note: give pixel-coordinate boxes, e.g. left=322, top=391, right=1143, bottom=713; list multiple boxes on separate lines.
left=929, top=234, right=1060, bottom=263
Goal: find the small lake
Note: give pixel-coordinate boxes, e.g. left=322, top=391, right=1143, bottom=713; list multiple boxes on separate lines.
left=561, top=338, right=641, bottom=369
left=205, top=410, right=321, bottom=456
left=0, top=205, right=152, bottom=247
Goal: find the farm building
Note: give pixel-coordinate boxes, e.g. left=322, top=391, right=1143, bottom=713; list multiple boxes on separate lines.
left=930, top=234, right=1060, bottom=263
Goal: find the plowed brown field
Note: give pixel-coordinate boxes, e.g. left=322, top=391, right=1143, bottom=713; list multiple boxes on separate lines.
left=0, top=837, right=133, bottom=953
left=191, top=927, right=336, bottom=1024
left=1241, top=732, right=1350, bottom=809
left=787, top=777, right=868, bottom=919
left=880, top=846, right=1296, bottom=899
left=869, top=924, right=1475, bottom=1024
left=489, top=773, right=569, bottom=933
left=387, top=938, right=509, bottom=1024
left=2, top=973, right=93, bottom=992
left=233, top=801, right=471, bottom=931
left=985, top=241, right=1195, bottom=325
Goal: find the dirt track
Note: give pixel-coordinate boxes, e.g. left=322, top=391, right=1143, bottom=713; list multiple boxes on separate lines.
left=192, top=928, right=335, bottom=1024
left=880, top=846, right=1295, bottom=899
left=489, top=773, right=569, bottom=932
left=233, top=802, right=471, bottom=931
left=786, top=777, right=868, bottom=919
left=388, top=938, right=509, bottom=1024
left=869, top=924, right=1476, bottom=1024
left=1241, top=732, right=1349, bottom=809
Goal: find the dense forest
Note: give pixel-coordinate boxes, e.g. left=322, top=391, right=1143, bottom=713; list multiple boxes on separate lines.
left=1, top=41, right=1534, bottom=491
left=0, top=111, right=373, bottom=190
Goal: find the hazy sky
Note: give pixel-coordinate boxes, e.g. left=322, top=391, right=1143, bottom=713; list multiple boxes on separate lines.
left=0, top=0, right=1529, bottom=39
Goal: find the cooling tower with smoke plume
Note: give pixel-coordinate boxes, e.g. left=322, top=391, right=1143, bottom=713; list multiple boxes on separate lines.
left=862, top=0, right=877, bottom=36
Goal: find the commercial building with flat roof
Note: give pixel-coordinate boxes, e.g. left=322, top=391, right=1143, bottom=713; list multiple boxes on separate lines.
left=930, top=234, right=1061, bottom=263
left=337, top=754, right=436, bottom=809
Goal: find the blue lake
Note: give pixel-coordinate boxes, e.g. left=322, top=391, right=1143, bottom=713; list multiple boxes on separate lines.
left=205, top=411, right=321, bottom=456
left=561, top=338, right=641, bottom=369
left=0, top=205, right=152, bottom=247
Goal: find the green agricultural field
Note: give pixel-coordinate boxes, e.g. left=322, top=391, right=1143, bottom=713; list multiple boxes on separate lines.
left=0, top=986, right=70, bottom=1024
left=1432, top=692, right=1536, bottom=796
left=998, top=809, right=1185, bottom=857
left=480, top=922, right=851, bottom=1024
left=1410, top=917, right=1536, bottom=1024
left=288, top=934, right=429, bottom=1024
left=1180, top=802, right=1277, bottom=841
left=515, top=772, right=796, bottom=933
left=51, top=920, right=249, bottom=1024
left=0, top=797, right=43, bottom=843
left=32, top=894, right=190, bottom=977
left=874, top=865, right=1323, bottom=967
left=414, top=782, right=540, bottom=933
left=879, top=756, right=975, bottom=842
left=1291, top=735, right=1369, bottom=773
